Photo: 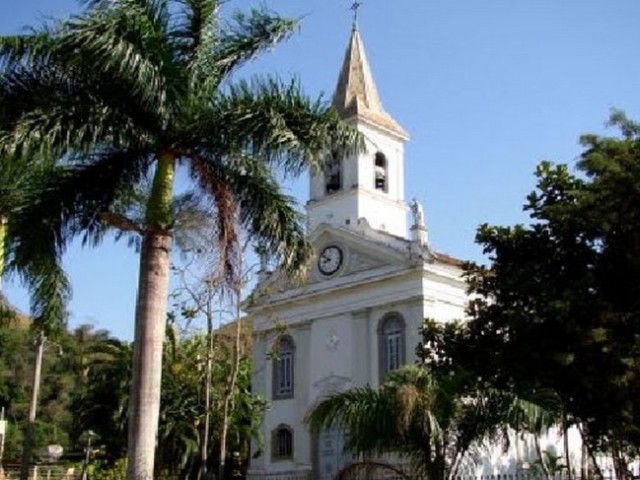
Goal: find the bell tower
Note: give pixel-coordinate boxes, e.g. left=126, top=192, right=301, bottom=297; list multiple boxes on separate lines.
left=307, top=24, right=410, bottom=239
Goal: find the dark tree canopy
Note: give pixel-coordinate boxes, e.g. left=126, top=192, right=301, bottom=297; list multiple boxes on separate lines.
left=420, top=112, right=640, bottom=465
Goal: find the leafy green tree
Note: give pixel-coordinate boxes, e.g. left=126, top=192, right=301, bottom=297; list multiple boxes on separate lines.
left=0, top=320, right=32, bottom=462
left=0, top=1, right=358, bottom=478
left=0, top=320, right=142, bottom=473
left=170, top=229, right=258, bottom=480
left=422, top=112, right=640, bottom=479
left=157, top=324, right=266, bottom=479
left=420, top=319, right=567, bottom=479
left=0, top=317, right=86, bottom=470
left=307, top=366, right=557, bottom=480
left=70, top=324, right=265, bottom=478
left=71, top=336, right=132, bottom=463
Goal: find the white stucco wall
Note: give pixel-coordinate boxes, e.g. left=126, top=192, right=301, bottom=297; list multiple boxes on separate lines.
left=249, top=256, right=468, bottom=476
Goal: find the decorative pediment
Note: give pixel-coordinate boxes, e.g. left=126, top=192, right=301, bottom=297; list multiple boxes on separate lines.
left=251, top=226, right=411, bottom=293
left=307, top=226, right=412, bottom=284
left=245, top=223, right=461, bottom=310
left=307, top=247, right=389, bottom=283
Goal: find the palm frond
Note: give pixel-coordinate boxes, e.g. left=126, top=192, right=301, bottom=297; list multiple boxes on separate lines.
left=385, top=367, right=445, bottom=444
left=307, top=366, right=452, bottom=465
left=171, top=191, right=215, bottom=253
left=194, top=77, right=360, bottom=176
left=73, top=0, right=172, bottom=61
left=188, top=153, right=245, bottom=286
left=190, top=152, right=310, bottom=278
left=58, top=3, right=177, bottom=114
left=307, top=386, right=404, bottom=458
left=0, top=28, right=58, bottom=71
left=213, top=7, right=297, bottom=79
left=1, top=165, right=71, bottom=334
left=0, top=4, right=175, bottom=141
left=172, top=0, right=219, bottom=66
left=7, top=151, right=148, bottom=333
left=0, top=65, right=158, bottom=159
left=307, top=365, right=563, bottom=479
left=504, top=388, right=563, bottom=434
left=0, top=160, right=71, bottom=334
left=7, top=149, right=150, bottom=260
left=22, top=250, right=70, bottom=336
left=0, top=154, right=37, bottom=215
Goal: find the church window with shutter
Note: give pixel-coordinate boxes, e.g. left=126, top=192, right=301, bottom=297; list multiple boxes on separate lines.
left=273, top=335, right=295, bottom=399
left=378, top=314, right=405, bottom=379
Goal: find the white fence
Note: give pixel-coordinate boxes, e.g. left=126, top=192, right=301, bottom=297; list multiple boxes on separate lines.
left=1, top=465, right=77, bottom=480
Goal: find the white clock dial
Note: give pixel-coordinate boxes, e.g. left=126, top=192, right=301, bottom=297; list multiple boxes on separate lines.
left=318, top=245, right=343, bottom=275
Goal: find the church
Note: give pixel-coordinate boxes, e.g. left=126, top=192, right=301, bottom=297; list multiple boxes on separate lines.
left=246, top=22, right=468, bottom=480
left=243, top=14, right=640, bottom=480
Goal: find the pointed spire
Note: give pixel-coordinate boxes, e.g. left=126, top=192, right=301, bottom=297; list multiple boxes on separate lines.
left=332, top=26, right=409, bottom=139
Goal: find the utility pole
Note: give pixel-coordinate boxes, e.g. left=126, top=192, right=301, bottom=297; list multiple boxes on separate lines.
left=80, top=431, right=95, bottom=480
left=20, top=332, right=46, bottom=480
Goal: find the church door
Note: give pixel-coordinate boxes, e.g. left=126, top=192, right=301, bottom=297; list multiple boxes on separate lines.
left=315, top=426, right=349, bottom=480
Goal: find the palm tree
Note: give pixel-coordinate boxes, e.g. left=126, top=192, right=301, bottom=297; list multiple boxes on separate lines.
left=0, top=1, right=358, bottom=478
left=0, top=157, right=70, bottom=480
left=307, top=366, right=560, bottom=480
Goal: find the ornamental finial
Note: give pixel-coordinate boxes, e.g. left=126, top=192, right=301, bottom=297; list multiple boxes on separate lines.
left=350, top=1, right=362, bottom=28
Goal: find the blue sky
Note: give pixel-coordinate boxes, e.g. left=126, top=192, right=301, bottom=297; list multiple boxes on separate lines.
left=2, top=0, right=640, bottom=340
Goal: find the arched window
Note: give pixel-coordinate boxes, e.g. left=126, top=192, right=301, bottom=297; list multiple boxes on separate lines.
left=374, top=152, right=387, bottom=192
left=273, top=335, right=295, bottom=399
left=325, top=154, right=342, bottom=194
left=378, top=314, right=405, bottom=379
left=272, top=424, right=294, bottom=460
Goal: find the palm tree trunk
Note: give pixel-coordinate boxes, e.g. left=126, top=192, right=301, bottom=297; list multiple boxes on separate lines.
left=19, top=332, right=45, bottom=480
left=127, top=153, right=175, bottom=480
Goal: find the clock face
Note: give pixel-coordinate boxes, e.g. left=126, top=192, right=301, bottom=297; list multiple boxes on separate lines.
left=318, top=246, right=343, bottom=275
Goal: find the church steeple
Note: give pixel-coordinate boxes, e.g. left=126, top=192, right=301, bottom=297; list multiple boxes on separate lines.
left=307, top=24, right=410, bottom=239
left=332, top=25, right=409, bottom=140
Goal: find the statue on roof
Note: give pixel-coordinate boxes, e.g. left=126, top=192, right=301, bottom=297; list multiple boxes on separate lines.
left=410, top=198, right=425, bottom=229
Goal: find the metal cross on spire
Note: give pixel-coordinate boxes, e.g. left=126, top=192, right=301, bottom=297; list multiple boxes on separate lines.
left=350, top=1, right=362, bottom=27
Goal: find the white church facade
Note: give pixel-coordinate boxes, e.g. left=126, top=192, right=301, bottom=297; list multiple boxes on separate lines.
left=247, top=24, right=466, bottom=479
left=246, top=23, right=597, bottom=480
